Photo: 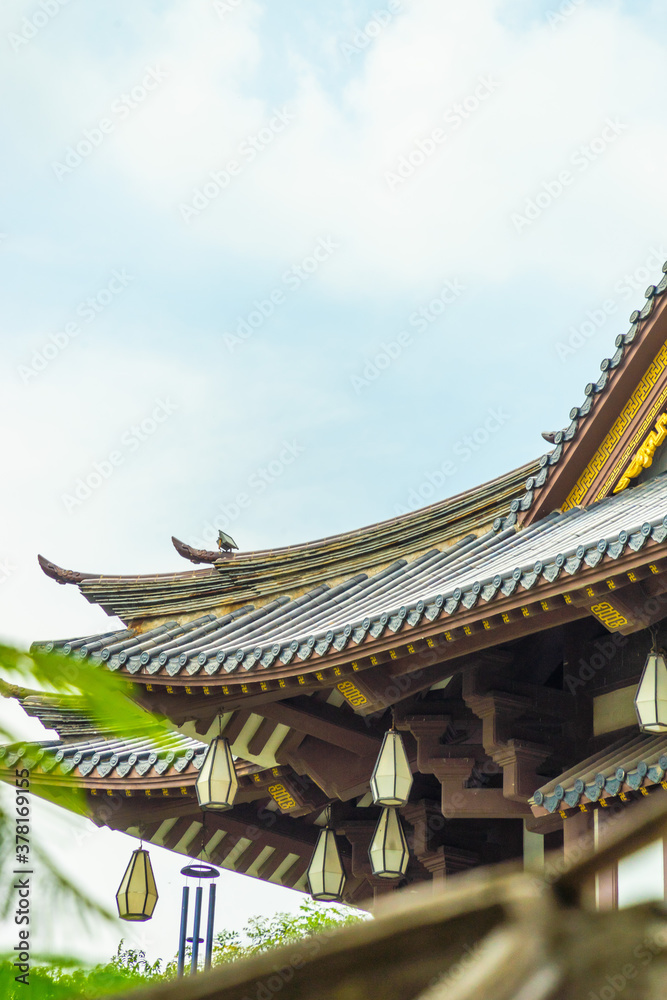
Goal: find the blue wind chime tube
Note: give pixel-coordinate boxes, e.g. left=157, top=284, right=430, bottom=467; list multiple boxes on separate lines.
left=190, top=885, right=204, bottom=975
left=177, top=885, right=190, bottom=978
left=179, top=862, right=221, bottom=976
left=205, top=883, right=217, bottom=971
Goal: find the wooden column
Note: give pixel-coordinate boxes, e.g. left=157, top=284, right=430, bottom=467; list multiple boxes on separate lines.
left=563, top=810, right=594, bottom=866
left=562, top=809, right=596, bottom=908
left=420, top=848, right=447, bottom=884
left=371, top=881, right=396, bottom=903
left=523, top=821, right=544, bottom=873
left=595, top=808, right=618, bottom=911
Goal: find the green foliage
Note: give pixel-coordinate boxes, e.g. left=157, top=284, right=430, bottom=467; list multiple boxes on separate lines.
left=0, top=642, right=171, bottom=744
left=211, top=899, right=364, bottom=964
left=0, top=643, right=177, bottom=927
left=0, top=903, right=365, bottom=998
left=0, top=942, right=168, bottom=1000
left=0, top=647, right=365, bottom=997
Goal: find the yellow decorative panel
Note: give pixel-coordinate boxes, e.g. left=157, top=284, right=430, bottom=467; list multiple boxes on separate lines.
left=613, top=413, right=667, bottom=492
left=337, top=681, right=367, bottom=707
left=589, top=601, right=628, bottom=630
left=562, top=341, right=667, bottom=510
left=267, top=784, right=297, bottom=811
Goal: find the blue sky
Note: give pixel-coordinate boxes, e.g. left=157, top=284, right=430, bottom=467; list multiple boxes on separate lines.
left=3, top=0, right=667, bottom=965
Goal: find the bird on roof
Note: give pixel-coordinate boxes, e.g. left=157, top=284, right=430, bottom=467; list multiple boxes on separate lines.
left=217, top=531, right=239, bottom=552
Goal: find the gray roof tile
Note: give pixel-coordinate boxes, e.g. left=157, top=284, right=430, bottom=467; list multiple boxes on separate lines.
left=532, top=734, right=667, bottom=814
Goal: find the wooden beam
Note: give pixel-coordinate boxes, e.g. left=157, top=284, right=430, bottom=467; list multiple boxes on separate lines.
left=247, top=717, right=278, bottom=757
left=281, top=737, right=378, bottom=801
left=282, top=854, right=310, bottom=888
left=567, top=578, right=667, bottom=635
left=233, top=839, right=272, bottom=874
left=221, top=710, right=253, bottom=745
left=402, top=716, right=531, bottom=819
left=163, top=815, right=199, bottom=851
left=259, top=697, right=382, bottom=755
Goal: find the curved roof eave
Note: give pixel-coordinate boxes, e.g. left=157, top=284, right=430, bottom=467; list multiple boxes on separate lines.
left=32, top=474, right=667, bottom=694
left=37, top=459, right=538, bottom=623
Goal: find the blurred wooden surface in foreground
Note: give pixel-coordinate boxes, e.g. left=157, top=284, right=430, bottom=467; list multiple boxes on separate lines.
left=125, top=794, right=667, bottom=1000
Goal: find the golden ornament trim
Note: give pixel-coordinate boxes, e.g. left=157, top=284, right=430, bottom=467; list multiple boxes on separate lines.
left=562, top=341, right=667, bottom=510
left=612, top=412, right=667, bottom=493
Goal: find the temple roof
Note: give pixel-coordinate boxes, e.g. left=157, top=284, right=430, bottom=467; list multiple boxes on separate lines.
left=2, top=694, right=272, bottom=783
left=37, top=462, right=536, bottom=622
left=519, top=262, right=667, bottom=522
left=11, top=254, right=667, bottom=906
left=32, top=474, right=667, bottom=683
left=18, top=694, right=110, bottom=740
left=0, top=732, right=206, bottom=779
left=530, top=732, right=667, bottom=816
left=34, top=260, right=667, bottom=633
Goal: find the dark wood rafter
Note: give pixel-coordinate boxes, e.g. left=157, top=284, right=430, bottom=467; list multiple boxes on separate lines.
left=162, top=815, right=198, bottom=851
left=257, top=697, right=384, bottom=755
left=247, top=717, right=278, bottom=756
left=280, top=739, right=381, bottom=801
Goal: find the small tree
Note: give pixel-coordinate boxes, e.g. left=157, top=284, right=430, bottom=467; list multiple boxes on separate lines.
left=212, top=899, right=363, bottom=964
left=0, top=903, right=365, bottom=998
left=0, top=942, right=167, bottom=1000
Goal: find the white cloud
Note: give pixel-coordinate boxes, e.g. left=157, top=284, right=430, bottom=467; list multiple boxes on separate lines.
left=93, top=1, right=667, bottom=295
left=5, top=1, right=667, bottom=298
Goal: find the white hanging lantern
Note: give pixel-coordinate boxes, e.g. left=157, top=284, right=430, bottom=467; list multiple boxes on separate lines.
left=635, top=645, right=667, bottom=733
left=116, top=848, right=158, bottom=921
left=196, top=735, right=238, bottom=811
left=370, top=729, right=413, bottom=807
left=369, top=807, right=409, bottom=879
left=307, top=813, right=346, bottom=901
